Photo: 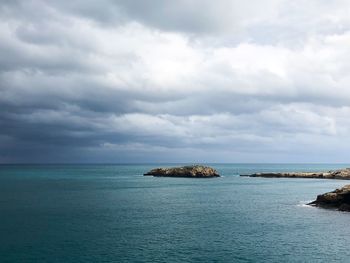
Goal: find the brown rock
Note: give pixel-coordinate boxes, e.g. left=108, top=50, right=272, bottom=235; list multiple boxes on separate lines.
left=240, top=168, right=350, bottom=180
left=308, top=184, right=350, bottom=211
left=144, top=165, right=220, bottom=178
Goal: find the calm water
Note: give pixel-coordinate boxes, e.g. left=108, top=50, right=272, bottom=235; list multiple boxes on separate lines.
left=1, top=164, right=350, bottom=262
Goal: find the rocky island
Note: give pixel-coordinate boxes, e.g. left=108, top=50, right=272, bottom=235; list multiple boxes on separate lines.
left=240, top=168, right=350, bottom=180
left=308, top=185, right=350, bottom=212
left=144, top=165, right=220, bottom=178
left=240, top=168, right=350, bottom=212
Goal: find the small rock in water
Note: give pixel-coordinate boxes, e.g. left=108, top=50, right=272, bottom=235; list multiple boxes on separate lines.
left=144, top=165, right=220, bottom=178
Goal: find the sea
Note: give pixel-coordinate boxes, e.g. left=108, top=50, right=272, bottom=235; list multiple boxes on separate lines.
left=1, top=163, right=350, bottom=262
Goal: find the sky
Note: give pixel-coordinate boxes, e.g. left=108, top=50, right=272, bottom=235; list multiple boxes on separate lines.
left=1, top=0, right=350, bottom=163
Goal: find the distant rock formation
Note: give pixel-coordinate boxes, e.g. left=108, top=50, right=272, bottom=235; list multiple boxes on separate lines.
left=240, top=168, right=350, bottom=180
left=308, top=185, right=350, bottom=212
left=144, top=165, right=220, bottom=178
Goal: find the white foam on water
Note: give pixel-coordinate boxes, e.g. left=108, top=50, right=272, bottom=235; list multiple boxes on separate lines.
left=297, top=200, right=314, bottom=208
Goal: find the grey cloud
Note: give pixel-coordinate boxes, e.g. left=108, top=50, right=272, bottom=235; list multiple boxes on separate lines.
left=1, top=1, right=350, bottom=163
left=47, top=0, right=239, bottom=33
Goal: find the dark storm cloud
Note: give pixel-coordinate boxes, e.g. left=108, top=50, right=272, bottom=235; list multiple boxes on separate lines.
left=1, top=0, right=350, bottom=163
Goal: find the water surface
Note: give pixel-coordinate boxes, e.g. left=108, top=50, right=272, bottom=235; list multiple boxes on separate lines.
left=1, top=164, right=349, bottom=262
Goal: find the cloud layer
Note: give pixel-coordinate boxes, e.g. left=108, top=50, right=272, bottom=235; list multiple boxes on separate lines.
left=1, top=0, right=350, bottom=163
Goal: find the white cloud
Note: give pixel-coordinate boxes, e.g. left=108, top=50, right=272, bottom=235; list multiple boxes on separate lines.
left=1, top=1, right=350, bottom=162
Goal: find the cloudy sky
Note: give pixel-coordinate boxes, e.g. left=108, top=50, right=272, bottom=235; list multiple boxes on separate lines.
left=1, top=0, right=350, bottom=163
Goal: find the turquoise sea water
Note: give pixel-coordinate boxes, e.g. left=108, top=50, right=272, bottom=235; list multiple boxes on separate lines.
left=1, top=163, right=350, bottom=262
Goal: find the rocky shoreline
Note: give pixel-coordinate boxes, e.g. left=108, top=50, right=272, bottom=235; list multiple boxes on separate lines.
left=308, top=185, right=350, bottom=212
left=145, top=166, right=350, bottom=211
left=144, top=165, right=220, bottom=178
left=240, top=168, right=350, bottom=180
left=241, top=168, right=350, bottom=212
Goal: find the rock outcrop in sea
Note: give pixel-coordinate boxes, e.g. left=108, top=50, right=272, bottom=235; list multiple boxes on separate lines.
left=240, top=168, right=350, bottom=180
left=308, top=185, right=350, bottom=212
left=144, top=165, right=220, bottom=178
